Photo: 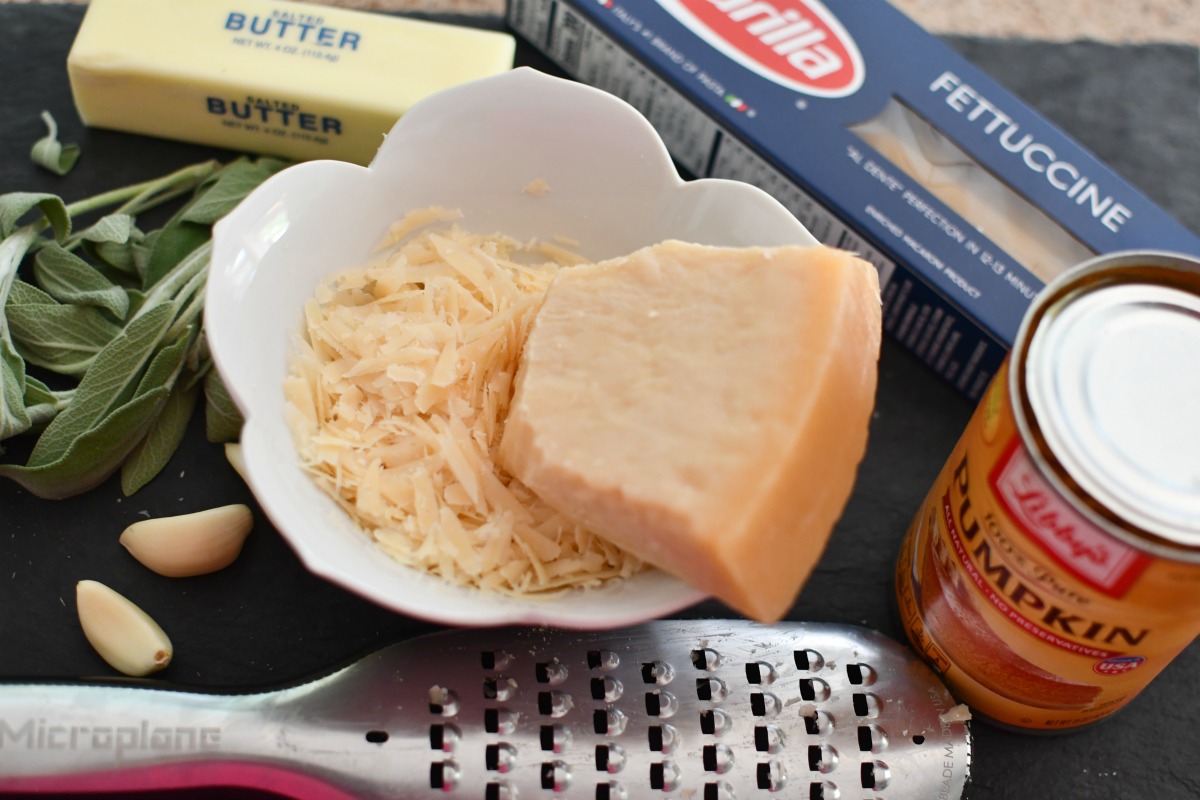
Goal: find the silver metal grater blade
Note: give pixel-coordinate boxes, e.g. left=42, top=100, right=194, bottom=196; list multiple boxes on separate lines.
left=0, top=620, right=971, bottom=799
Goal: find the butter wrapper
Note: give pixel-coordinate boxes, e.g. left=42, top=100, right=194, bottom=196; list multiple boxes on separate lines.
left=68, top=0, right=516, bottom=164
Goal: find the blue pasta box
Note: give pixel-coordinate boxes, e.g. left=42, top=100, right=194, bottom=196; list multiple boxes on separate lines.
left=505, top=0, right=1200, bottom=399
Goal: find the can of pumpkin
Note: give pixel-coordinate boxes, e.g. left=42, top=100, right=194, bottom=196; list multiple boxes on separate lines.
left=895, top=250, right=1200, bottom=732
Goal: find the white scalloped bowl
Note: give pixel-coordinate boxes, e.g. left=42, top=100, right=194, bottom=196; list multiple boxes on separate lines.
left=205, top=67, right=818, bottom=629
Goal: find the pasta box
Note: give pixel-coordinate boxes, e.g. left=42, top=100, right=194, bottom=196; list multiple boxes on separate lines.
left=505, top=0, right=1200, bottom=399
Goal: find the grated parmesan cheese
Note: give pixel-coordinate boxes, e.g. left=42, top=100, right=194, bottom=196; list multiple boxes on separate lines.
left=285, top=208, right=644, bottom=596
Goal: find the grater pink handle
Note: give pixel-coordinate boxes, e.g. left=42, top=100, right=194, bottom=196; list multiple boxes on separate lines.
left=0, top=761, right=359, bottom=799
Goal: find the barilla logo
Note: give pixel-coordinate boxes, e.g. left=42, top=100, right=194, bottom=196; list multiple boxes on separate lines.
left=654, top=0, right=864, bottom=97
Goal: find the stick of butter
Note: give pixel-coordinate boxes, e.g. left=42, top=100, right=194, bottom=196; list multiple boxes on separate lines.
left=67, top=0, right=516, bottom=164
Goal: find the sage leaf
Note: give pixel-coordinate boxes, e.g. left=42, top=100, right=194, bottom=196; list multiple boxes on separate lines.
left=30, top=111, right=80, bottom=177
left=26, top=303, right=173, bottom=467
left=130, top=229, right=161, bottom=284
left=203, top=367, right=243, bottom=443
left=0, top=383, right=169, bottom=499
left=181, top=157, right=288, bottom=225
left=0, top=356, right=28, bottom=440
left=0, top=193, right=70, bottom=241
left=0, top=226, right=40, bottom=440
left=7, top=277, right=53, bottom=305
left=116, top=327, right=197, bottom=492
left=73, top=214, right=145, bottom=283
left=121, top=381, right=198, bottom=496
left=78, top=213, right=136, bottom=245
left=21, top=375, right=72, bottom=429
left=91, top=236, right=150, bottom=281
left=135, top=240, right=209, bottom=325
left=5, top=327, right=192, bottom=495
left=143, top=217, right=208, bottom=290
left=7, top=283, right=124, bottom=376
left=134, top=325, right=194, bottom=398
left=33, top=243, right=130, bottom=319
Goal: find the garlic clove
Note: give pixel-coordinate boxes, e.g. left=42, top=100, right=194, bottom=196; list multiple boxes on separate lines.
left=76, top=580, right=173, bottom=677
left=224, top=442, right=247, bottom=481
left=120, top=504, right=253, bottom=578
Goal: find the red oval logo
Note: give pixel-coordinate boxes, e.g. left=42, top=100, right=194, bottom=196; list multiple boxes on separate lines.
left=657, top=0, right=865, bottom=97
left=1093, top=656, right=1145, bottom=676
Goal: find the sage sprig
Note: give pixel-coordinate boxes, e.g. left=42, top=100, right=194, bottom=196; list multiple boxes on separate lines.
left=30, top=111, right=80, bottom=177
left=0, top=129, right=286, bottom=499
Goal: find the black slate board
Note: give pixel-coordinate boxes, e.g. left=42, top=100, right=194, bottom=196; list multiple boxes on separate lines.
left=1, top=5, right=1198, bottom=799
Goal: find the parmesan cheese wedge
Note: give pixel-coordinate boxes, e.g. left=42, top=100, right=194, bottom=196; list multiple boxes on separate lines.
left=498, top=241, right=882, bottom=622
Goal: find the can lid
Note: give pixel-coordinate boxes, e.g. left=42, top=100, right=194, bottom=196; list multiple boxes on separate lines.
left=1026, top=282, right=1200, bottom=547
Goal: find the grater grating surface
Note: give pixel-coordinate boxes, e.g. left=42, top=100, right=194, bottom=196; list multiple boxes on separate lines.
left=0, top=620, right=971, bottom=799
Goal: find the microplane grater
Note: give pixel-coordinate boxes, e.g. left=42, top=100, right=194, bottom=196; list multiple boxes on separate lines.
left=0, top=620, right=971, bottom=799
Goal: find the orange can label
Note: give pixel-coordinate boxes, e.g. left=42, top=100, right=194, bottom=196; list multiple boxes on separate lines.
left=896, top=364, right=1200, bottom=731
